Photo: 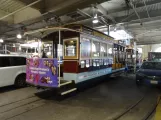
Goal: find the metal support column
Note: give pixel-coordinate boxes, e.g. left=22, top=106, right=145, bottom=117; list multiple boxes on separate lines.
left=134, top=41, right=136, bottom=73
left=26, top=36, right=29, bottom=55
left=4, top=44, right=7, bottom=54
left=58, top=30, right=61, bottom=87
left=38, top=39, right=41, bottom=57
left=52, top=41, right=54, bottom=58
left=108, top=25, right=110, bottom=35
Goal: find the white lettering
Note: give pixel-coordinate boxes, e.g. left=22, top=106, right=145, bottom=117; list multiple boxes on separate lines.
left=30, top=67, right=49, bottom=72
left=31, top=71, right=38, bottom=74
left=39, top=71, right=46, bottom=75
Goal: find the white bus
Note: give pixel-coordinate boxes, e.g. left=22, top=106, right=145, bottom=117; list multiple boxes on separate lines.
left=0, top=55, right=26, bottom=87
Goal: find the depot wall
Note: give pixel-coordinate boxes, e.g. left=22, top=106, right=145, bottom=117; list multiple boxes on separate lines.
left=151, top=44, right=161, bottom=52
left=137, top=44, right=161, bottom=60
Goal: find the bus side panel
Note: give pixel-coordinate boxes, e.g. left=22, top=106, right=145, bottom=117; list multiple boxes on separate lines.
left=0, top=67, right=16, bottom=87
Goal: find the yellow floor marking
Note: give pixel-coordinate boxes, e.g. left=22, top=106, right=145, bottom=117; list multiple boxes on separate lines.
left=154, top=95, right=161, bottom=120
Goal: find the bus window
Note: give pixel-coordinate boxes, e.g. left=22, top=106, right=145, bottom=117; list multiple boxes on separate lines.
left=10, top=57, right=26, bottom=66
left=0, top=57, right=10, bottom=67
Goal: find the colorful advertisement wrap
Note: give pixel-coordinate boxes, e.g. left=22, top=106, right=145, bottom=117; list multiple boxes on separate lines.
left=26, top=58, right=58, bottom=88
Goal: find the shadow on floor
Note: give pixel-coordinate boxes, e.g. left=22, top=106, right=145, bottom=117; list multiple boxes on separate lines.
left=0, top=85, right=19, bottom=93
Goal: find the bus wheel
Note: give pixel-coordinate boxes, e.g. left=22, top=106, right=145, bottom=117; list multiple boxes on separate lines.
left=14, top=74, right=26, bottom=88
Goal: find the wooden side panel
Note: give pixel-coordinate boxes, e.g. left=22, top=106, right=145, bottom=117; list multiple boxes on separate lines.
left=63, top=61, right=79, bottom=73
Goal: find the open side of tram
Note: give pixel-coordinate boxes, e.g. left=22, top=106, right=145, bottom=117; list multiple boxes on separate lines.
left=25, top=24, right=126, bottom=96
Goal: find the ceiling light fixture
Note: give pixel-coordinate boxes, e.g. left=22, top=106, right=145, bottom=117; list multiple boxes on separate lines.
left=114, top=27, right=117, bottom=32
left=0, top=38, right=3, bottom=43
left=17, top=33, right=22, bottom=39
left=92, top=14, right=99, bottom=24
left=93, top=19, right=99, bottom=24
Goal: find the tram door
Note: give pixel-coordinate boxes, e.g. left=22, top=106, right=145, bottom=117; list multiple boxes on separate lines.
left=51, top=41, right=63, bottom=77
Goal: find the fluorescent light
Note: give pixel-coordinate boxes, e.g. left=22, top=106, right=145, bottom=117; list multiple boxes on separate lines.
left=19, top=46, right=21, bottom=50
left=47, top=52, right=51, bottom=56
left=17, top=34, right=22, bottom=39
left=0, top=38, right=4, bottom=43
left=114, top=27, right=117, bottom=32
left=94, top=14, right=98, bottom=19
left=93, top=14, right=99, bottom=24
left=93, top=19, right=99, bottom=24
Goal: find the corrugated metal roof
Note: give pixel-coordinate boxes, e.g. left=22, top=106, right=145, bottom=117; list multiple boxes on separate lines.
left=135, top=0, right=155, bottom=3
left=109, top=1, right=161, bottom=17
left=128, top=2, right=161, bottom=14
left=101, top=0, right=126, bottom=12
left=0, top=0, right=25, bottom=13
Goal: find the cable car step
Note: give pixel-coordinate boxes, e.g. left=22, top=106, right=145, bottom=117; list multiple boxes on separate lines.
left=60, top=81, right=72, bottom=87
left=58, top=80, right=77, bottom=96
left=61, top=88, right=77, bottom=95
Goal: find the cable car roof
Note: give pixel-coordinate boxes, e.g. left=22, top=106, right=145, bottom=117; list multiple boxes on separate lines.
left=24, top=27, right=80, bottom=38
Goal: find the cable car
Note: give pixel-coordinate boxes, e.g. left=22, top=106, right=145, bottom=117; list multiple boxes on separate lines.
left=25, top=24, right=126, bottom=96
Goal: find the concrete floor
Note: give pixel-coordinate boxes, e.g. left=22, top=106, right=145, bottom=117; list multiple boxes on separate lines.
left=0, top=74, right=160, bottom=120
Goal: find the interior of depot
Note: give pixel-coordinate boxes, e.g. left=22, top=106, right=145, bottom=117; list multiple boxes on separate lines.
left=1, top=0, right=161, bottom=73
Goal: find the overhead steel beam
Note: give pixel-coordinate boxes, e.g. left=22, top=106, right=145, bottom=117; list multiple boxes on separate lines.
left=115, top=10, right=161, bottom=25
left=96, top=4, right=116, bottom=23
left=137, top=41, right=161, bottom=45
left=142, top=0, right=151, bottom=19
left=100, top=16, right=108, bottom=25
left=77, top=9, right=91, bottom=18
left=110, top=1, right=161, bottom=24
left=111, top=0, right=161, bottom=15
left=18, top=0, right=45, bottom=12
left=129, top=2, right=142, bottom=24
left=139, top=34, right=161, bottom=38
left=135, top=28, right=161, bottom=38
left=136, top=0, right=161, bottom=7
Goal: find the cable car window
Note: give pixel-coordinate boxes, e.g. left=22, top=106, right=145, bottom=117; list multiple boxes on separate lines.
left=64, top=41, right=76, bottom=56
left=80, top=37, right=91, bottom=58
left=100, top=43, right=107, bottom=57
left=64, top=38, right=78, bottom=59
left=108, top=44, right=113, bottom=57
left=92, top=41, right=100, bottom=57
left=28, top=48, right=36, bottom=53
